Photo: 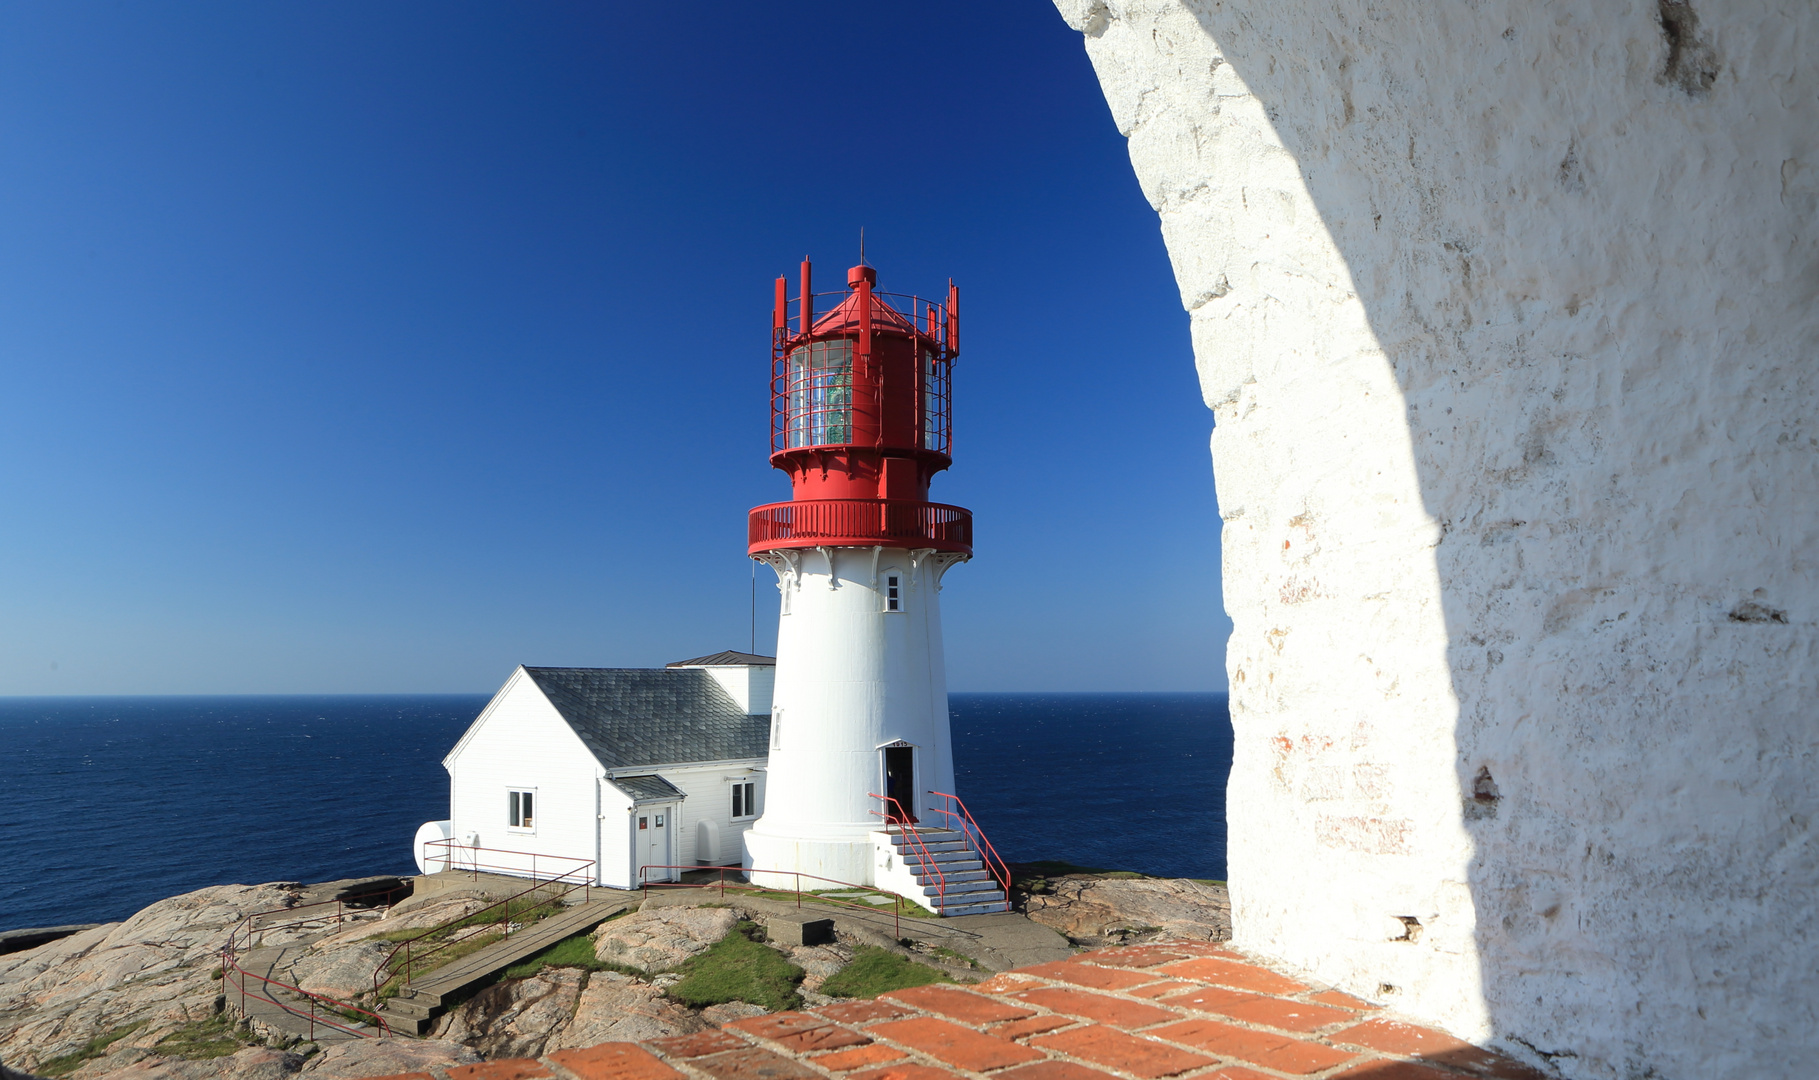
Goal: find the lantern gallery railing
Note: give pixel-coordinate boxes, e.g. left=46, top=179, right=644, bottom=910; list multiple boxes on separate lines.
left=748, top=499, right=972, bottom=556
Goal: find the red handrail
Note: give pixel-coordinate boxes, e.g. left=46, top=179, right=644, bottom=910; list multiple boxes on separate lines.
left=373, top=842, right=594, bottom=999
left=926, top=790, right=1011, bottom=912
left=220, top=884, right=407, bottom=1038
left=748, top=499, right=972, bottom=555
left=638, top=864, right=907, bottom=938
left=869, top=792, right=948, bottom=907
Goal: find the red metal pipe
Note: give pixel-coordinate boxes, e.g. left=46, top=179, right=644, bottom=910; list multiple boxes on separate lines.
left=947, top=281, right=959, bottom=357
left=774, top=276, right=788, bottom=334
left=799, top=260, right=813, bottom=337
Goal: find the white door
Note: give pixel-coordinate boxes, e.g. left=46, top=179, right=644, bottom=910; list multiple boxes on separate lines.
left=634, top=806, right=676, bottom=884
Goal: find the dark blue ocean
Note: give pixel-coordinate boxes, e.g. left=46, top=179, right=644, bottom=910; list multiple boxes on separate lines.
left=0, top=693, right=1230, bottom=931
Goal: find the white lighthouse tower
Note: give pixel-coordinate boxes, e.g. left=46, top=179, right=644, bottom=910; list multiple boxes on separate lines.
left=742, top=260, right=1008, bottom=915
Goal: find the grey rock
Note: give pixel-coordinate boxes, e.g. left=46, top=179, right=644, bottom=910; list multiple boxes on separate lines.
left=592, top=908, right=739, bottom=972
left=1021, top=876, right=1231, bottom=945
left=435, top=969, right=583, bottom=1060
left=550, top=973, right=704, bottom=1049
left=298, top=1038, right=478, bottom=1078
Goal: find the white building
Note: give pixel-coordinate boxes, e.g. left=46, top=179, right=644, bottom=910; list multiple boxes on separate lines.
left=414, top=651, right=772, bottom=890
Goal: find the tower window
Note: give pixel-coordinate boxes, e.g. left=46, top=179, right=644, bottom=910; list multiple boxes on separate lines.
left=508, top=789, right=535, bottom=830
left=886, top=574, right=901, bottom=612
left=770, top=709, right=783, bottom=750
left=732, top=781, right=758, bottom=820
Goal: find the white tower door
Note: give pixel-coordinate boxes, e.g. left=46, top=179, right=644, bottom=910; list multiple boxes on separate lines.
left=634, top=805, right=676, bottom=884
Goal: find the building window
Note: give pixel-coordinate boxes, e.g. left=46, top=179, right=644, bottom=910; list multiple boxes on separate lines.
left=770, top=709, right=783, bottom=750
left=732, top=781, right=758, bottom=821
left=885, top=574, right=901, bottom=612
left=508, top=790, right=535, bottom=830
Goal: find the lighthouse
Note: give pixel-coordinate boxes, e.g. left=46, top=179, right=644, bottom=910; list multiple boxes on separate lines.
left=742, top=259, right=1008, bottom=915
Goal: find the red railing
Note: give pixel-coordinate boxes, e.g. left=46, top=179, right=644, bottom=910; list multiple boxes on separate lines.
left=748, top=499, right=972, bottom=555
left=638, top=864, right=912, bottom=938
left=927, top=790, right=1012, bottom=912
left=372, top=842, right=593, bottom=999
left=221, top=884, right=407, bottom=1039
left=869, top=792, right=948, bottom=907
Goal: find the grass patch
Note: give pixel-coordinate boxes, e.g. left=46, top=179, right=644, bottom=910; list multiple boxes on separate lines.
left=1189, top=879, right=1227, bottom=887
left=153, top=1014, right=255, bottom=1061
left=37, top=1021, right=146, bottom=1076
left=820, top=946, right=951, bottom=998
left=928, top=945, right=983, bottom=970
left=668, top=921, right=804, bottom=1011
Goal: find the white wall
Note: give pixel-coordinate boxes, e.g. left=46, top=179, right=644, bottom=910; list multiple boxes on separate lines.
left=695, top=666, right=775, bottom=716
left=598, top=780, right=633, bottom=890
left=745, top=547, right=963, bottom=887
left=1054, top=2, right=1819, bottom=1077
left=656, top=762, right=766, bottom=870
left=445, top=669, right=602, bottom=886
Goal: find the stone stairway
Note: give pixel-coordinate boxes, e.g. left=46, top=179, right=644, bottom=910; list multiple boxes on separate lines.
left=884, top=829, right=1010, bottom=916
left=376, top=897, right=631, bottom=1035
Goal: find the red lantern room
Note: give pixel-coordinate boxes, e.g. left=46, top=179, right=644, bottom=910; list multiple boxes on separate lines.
left=748, top=260, right=973, bottom=556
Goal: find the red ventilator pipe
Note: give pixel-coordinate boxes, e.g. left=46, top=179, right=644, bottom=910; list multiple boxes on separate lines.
left=774, top=276, right=787, bottom=333
left=799, top=260, right=813, bottom=336
left=947, top=281, right=959, bottom=357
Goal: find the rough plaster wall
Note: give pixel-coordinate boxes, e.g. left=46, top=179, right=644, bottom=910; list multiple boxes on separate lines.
left=1052, top=2, right=1818, bottom=1077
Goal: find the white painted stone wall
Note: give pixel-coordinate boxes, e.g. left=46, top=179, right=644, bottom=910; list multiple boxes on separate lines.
left=1052, top=2, right=1818, bottom=1076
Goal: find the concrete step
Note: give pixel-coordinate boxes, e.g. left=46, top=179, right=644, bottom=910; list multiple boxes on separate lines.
left=916, top=879, right=1004, bottom=898
left=895, top=840, right=969, bottom=854
left=887, top=831, right=963, bottom=846
left=898, top=850, right=982, bottom=865
left=909, top=861, right=996, bottom=880
left=933, top=895, right=1010, bottom=916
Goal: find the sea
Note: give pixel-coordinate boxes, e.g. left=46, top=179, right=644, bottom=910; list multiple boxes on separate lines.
left=0, top=693, right=1231, bottom=932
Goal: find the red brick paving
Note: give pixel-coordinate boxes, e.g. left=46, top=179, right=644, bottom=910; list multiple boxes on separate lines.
left=1028, top=1023, right=1219, bottom=1078
left=647, top=1030, right=748, bottom=1058
left=993, top=1060, right=1123, bottom=1080
left=1072, top=947, right=1192, bottom=969
left=1204, top=995, right=1358, bottom=1033
left=1148, top=1017, right=1357, bottom=1074
left=446, top=1062, right=551, bottom=1080
left=849, top=1065, right=968, bottom=1080
left=1011, top=960, right=1161, bottom=991
left=387, top=937, right=1548, bottom=1080
left=1155, top=957, right=1310, bottom=995
left=1125, top=980, right=1199, bottom=999
left=1330, top=1061, right=1460, bottom=1079
left=548, top=1043, right=683, bottom=1080
left=1005, top=986, right=1180, bottom=1029
left=988, top=1015, right=1077, bottom=1040
left=773, top=1024, right=872, bottom=1053
left=869, top=1016, right=1048, bottom=1071
left=810, top=1044, right=910, bottom=1071
left=690, top=1046, right=826, bottom=1080
left=725, top=1012, right=832, bottom=1043
left=884, top=985, right=1036, bottom=1023
left=817, top=1000, right=916, bottom=1024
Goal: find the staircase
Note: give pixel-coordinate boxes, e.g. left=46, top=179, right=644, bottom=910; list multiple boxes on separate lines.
left=880, top=829, right=1009, bottom=916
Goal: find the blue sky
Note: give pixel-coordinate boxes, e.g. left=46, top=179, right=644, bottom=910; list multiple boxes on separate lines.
left=0, top=2, right=1228, bottom=694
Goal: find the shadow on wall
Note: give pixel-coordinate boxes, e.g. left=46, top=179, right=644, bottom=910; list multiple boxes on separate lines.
left=1057, top=0, right=1818, bottom=1076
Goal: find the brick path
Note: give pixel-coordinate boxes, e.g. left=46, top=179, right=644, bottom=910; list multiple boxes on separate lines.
left=364, top=941, right=1545, bottom=1080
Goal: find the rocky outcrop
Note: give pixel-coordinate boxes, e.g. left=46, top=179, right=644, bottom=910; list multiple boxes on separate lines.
left=548, top=973, right=704, bottom=1048
left=0, top=884, right=300, bottom=1075
left=1020, top=876, right=1230, bottom=945
left=591, top=907, right=740, bottom=972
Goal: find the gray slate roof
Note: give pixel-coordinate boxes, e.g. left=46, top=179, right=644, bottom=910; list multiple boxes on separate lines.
left=612, top=774, right=687, bottom=803
left=523, top=667, right=767, bottom=769
left=666, top=650, right=776, bottom=668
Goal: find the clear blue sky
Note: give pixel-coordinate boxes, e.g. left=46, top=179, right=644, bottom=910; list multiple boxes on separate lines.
left=0, top=2, right=1228, bottom=694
